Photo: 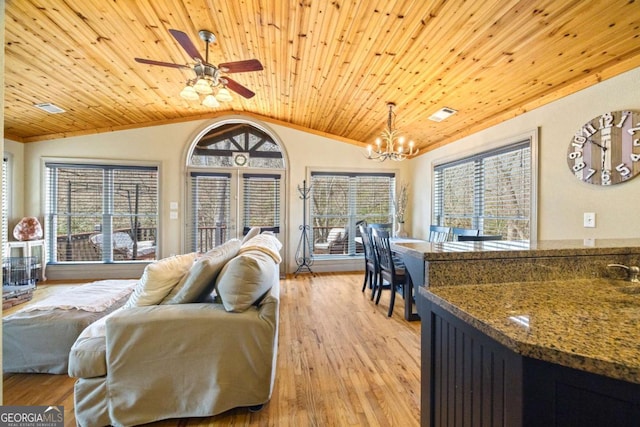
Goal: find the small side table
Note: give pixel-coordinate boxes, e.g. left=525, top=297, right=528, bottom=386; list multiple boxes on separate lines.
left=5, top=239, right=47, bottom=281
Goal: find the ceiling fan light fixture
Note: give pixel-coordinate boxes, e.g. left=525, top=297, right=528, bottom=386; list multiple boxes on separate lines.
left=216, top=87, right=233, bottom=102
left=193, top=78, right=213, bottom=94
left=180, top=84, right=199, bottom=101
left=202, top=94, right=220, bottom=108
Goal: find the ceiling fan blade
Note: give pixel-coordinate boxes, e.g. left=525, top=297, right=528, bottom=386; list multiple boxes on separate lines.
left=219, top=59, right=264, bottom=73
left=134, top=57, right=191, bottom=69
left=168, top=29, right=204, bottom=62
left=224, top=77, right=256, bottom=99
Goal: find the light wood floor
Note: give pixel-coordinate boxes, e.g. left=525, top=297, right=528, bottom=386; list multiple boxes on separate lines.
left=3, top=272, right=421, bottom=426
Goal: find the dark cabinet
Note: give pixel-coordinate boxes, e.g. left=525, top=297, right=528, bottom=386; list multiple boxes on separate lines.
left=420, top=300, right=640, bottom=427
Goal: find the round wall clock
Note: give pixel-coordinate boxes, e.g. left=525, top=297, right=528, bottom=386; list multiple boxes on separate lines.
left=567, top=110, right=640, bottom=185
left=233, top=152, right=249, bottom=167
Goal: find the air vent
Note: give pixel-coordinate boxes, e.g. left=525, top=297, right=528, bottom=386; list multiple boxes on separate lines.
left=34, top=103, right=66, bottom=114
left=428, top=107, right=457, bottom=122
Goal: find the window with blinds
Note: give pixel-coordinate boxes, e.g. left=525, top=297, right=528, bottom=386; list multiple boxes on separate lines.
left=242, top=173, right=281, bottom=235
left=45, top=163, right=159, bottom=262
left=187, top=173, right=231, bottom=253
left=2, top=157, right=9, bottom=257
left=310, top=171, right=395, bottom=256
left=433, top=141, right=531, bottom=240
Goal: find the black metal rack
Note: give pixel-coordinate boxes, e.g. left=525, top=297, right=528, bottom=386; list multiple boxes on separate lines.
left=294, top=180, right=315, bottom=276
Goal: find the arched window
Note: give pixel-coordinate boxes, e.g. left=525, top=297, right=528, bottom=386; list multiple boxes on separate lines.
left=189, top=123, right=284, bottom=169
left=186, top=121, right=286, bottom=254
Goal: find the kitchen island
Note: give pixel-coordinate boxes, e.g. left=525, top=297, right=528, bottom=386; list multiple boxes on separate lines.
left=392, top=238, right=640, bottom=427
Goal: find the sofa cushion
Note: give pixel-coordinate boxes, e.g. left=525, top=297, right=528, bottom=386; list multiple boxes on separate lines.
left=162, top=239, right=242, bottom=304
left=68, top=336, right=108, bottom=378
left=68, top=308, right=121, bottom=378
left=215, top=236, right=280, bottom=312
left=124, top=253, right=196, bottom=308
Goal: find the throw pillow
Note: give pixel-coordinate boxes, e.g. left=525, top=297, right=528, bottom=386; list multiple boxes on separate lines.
left=124, top=252, right=196, bottom=308
left=162, top=239, right=241, bottom=304
left=215, top=249, right=278, bottom=312
left=242, top=226, right=261, bottom=244
left=239, top=233, right=283, bottom=263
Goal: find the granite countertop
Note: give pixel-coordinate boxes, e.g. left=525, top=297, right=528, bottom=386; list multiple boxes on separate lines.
left=422, top=278, right=640, bottom=384
left=393, top=238, right=640, bottom=261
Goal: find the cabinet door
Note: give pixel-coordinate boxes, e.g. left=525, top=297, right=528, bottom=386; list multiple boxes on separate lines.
left=421, top=301, right=523, bottom=427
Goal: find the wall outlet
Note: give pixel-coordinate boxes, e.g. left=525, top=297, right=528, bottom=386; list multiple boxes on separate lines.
left=584, top=212, right=596, bottom=228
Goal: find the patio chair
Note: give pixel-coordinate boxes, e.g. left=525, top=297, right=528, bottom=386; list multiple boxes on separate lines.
left=90, top=232, right=156, bottom=260
left=314, top=228, right=345, bottom=254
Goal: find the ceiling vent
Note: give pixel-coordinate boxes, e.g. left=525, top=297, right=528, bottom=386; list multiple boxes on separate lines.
left=428, top=107, right=457, bottom=122
left=34, top=103, right=66, bottom=114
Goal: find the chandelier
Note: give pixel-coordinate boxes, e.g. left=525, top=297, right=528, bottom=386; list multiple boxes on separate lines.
left=366, top=102, right=418, bottom=161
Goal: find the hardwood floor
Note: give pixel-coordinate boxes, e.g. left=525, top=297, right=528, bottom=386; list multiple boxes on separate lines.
left=3, top=272, right=421, bottom=426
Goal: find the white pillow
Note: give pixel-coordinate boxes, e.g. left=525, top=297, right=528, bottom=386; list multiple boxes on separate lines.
left=124, top=253, right=196, bottom=308
left=239, top=233, right=283, bottom=263
left=162, top=239, right=241, bottom=304
left=215, top=249, right=278, bottom=312
left=242, top=227, right=261, bottom=243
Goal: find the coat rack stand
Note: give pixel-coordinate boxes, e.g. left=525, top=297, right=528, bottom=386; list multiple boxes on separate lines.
left=294, top=180, right=315, bottom=276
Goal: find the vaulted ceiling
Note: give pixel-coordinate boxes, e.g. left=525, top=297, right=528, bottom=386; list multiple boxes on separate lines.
left=4, top=0, right=640, bottom=154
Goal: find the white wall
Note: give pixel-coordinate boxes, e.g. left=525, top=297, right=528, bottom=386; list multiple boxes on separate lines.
left=6, top=66, right=639, bottom=278
left=6, top=116, right=409, bottom=276
left=408, top=66, right=640, bottom=241
left=4, top=139, right=24, bottom=231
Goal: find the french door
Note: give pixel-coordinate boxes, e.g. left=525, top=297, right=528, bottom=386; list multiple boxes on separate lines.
left=187, top=169, right=284, bottom=253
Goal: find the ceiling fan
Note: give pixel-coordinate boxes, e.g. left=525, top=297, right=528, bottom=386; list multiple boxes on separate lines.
left=135, top=29, right=263, bottom=104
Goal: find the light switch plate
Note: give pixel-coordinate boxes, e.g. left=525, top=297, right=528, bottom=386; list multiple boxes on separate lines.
left=583, top=212, right=596, bottom=228
left=170, top=201, right=179, bottom=210
left=170, top=211, right=178, bottom=220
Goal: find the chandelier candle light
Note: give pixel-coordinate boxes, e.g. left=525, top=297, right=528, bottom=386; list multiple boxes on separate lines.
left=366, top=102, right=419, bottom=161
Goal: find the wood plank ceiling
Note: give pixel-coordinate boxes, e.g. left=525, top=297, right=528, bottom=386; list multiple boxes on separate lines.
left=4, top=0, right=640, bottom=154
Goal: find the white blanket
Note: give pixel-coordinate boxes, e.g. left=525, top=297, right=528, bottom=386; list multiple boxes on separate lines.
left=21, top=279, right=138, bottom=313
left=239, top=233, right=283, bottom=263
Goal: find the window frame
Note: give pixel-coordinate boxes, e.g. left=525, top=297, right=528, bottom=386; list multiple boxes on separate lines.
left=309, top=168, right=397, bottom=257
left=431, top=129, right=538, bottom=241
left=44, top=158, right=161, bottom=264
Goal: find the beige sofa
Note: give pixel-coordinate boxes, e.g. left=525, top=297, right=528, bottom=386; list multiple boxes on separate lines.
left=68, top=232, right=281, bottom=427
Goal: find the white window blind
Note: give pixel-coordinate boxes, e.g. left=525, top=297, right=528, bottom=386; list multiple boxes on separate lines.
left=433, top=141, right=531, bottom=240
left=310, top=172, right=395, bottom=256
left=45, top=163, right=159, bottom=262
left=188, top=172, right=231, bottom=252
left=242, top=173, right=281, bottom=235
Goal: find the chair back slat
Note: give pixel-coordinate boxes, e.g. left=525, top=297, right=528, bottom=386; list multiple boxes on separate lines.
left=368, top=223, right=393, bottom=234
left=429, top=225, right=451, bottom=242
left=372, top=229, right=394, bottom=273
left=359, top=224, right=376, bottom=265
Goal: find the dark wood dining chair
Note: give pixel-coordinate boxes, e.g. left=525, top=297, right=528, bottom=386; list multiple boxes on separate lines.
left=428, top=225, right=450, bottom=242
left=368, top=223, right=393, bottom=235
left=358, top=224, right=379, bottom=299
left=452, top=227, right=479, bottom=241
left=372, top=228, right=407, bottom=317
